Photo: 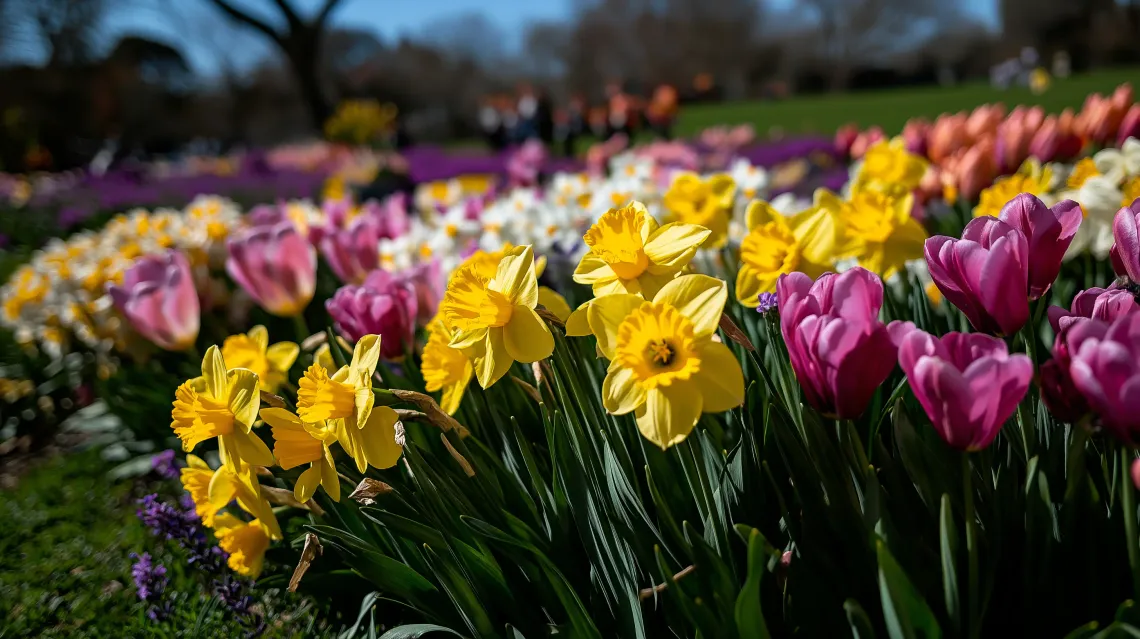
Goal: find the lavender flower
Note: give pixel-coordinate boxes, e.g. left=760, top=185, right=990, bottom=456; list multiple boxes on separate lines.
left=130, top=552, right=173, bottom=621
left=756, top=292, right=779, bottom=314
left=151, top=449, right=179, bottom=480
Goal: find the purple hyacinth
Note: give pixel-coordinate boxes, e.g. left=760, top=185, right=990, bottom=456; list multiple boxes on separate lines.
left=756, top=292, right=779, bottom=314
left=151, top=449, right=179, bottom=480
left=130, top=552, right=173, bottom=621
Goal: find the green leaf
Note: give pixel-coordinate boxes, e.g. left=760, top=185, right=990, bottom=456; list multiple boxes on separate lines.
left=735, top=528, right=772, bottom=639
left=377, top=624, right=466, bottom=639
left=876, top=538, right=943, bottom=639
left=844, top=599, right=878, bottom=639
left=938, top=494, right=960, bottom=633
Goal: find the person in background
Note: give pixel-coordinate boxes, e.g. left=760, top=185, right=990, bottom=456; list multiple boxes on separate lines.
left=561, top=95, right=586, bottom=157
left=646, top=84, right=678, bottom=140
left=516, top=83, right=539, bottom=143
left=499, top=95, right=519, bottom=146
left=606, top=81, right=633, bottom=140
left=588, top=105, right=609, bottom=140
left=479, top=96, right=506, bottom=151
left=536, top=89, right=555, bottom=147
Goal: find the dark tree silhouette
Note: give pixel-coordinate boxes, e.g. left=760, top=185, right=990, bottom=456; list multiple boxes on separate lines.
left=203, top=0, right=347, bottom=131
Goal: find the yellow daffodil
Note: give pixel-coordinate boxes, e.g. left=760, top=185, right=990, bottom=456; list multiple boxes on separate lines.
left=297, top=334, right=402, bottom=472
left=180, top=453, right=282, bottom=538
left=841, top=187, right=927, bottom=280
left=1123, top=176, right=1140, bottom=207
left=663, top=173, right=737, bottom=247
left=573, top=202, right=711, bottom=298
left=262, top=407, right=341, bottom=502
left=853, top=138, right=928, bottom=195
left=220, top=326, right=299, bottom=394
left=421, top=321, right=474, bottom=415
left=974, top=159, right=1054, bottom=218
left=439, top=245, right=554, bottom=388
left=171, top=346, right=274, bottom=471
left=1067, top=157, right=1100, bottom=190
left=459, top=243, right=547, bottom=281
left=585, top=275, right=744, bottom=449
left=214, top=514, right=274, bottom=578
left=735, top=200, right=841, bottom=306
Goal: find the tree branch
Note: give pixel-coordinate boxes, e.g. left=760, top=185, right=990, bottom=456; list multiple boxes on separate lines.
left=270, top=0, right=303, bottom=31
left=313, top=0, right=344, bottom=27
left=205, top=0, right=282, bottom=43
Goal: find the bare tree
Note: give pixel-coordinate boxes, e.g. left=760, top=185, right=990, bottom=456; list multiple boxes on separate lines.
left=202, top=0, right=348, bottom=131
left=14, top=0, right=105, bottom=67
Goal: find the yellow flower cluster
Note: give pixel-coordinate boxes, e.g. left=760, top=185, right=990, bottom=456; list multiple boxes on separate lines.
left=323, top=99, right=398, bottom=146
left=0, top=195, right=241, bottom=359
left=172, top=332, right=403, bottom=576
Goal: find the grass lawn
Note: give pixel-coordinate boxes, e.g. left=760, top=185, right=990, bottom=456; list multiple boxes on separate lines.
left=673, top=67, right=1139, bottom=138
left=0, top=448, right=330, bottom=638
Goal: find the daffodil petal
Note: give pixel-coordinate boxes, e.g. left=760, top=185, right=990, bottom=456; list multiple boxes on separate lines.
left=635, top=382, right=703, bottom=449
left=450, top=326, right=489, bottom=349
left=202, top=345, right=227, bottom=399
left=321, top=447, right=341, bottom=502
left=634, top=270, right=675, bottom=299
left=187, top=454, right=209, bottom=470
left=208, top=467, right=237, bottom=507
left=295, top=465, right=322, bottom=503
left=248, top=325, right=269, bottom=353
left=588, top=294, right=644, bottom=359
left=573, top=253, right=618, bottom=285
left=537, top=286, right=572, bottom=322
left=652, top=274, right=726, bottom=337
left=266, top=341, right=300, bottom=374
left=258, top=406, right=301, bottom=429
left=745, top=200, right=777, bottom=230
left=232, top=429, right=276, bottom=467
left=361, top=406, right=404, bottom=470
left=734, top=266, right=764, bottom=308
left=565, top=302, right=591, bottom=336
left=602, top=365, right=646, bottom=415
left=643, top=222, right=711, bottom=268
left=693, top=341, right=745, bottom=412
left=351, top=334, right=382, bottom=377
left=504, top=306, right=554, bottom=364
left=227, top=368, right=260, bottom=432
left=493, top=245, right=538, bottom=307
left=475, top=328, right=513, bottom=388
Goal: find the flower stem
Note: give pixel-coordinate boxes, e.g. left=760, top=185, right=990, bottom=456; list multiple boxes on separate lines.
left=292, top=313, right=311, bottom=344
left=963, top=452, right=979, bottom=639
left=1121, top=446, right=1140, bottom=601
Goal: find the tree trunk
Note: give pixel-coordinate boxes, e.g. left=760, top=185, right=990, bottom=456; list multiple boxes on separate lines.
left=285, top=31, right=331, bottom=132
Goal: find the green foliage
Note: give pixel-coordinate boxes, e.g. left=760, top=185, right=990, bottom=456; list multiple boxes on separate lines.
left=0, top=449, right=328, bottom=637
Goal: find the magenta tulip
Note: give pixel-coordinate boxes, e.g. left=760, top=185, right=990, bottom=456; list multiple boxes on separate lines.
left=898, top=329, right=1032, bottom=451
left=107, top=250, right=199, bottom=351
left=777, top=268, right=902, bottom=419
left=395, top=261, right=445, bottom=326
left=1110, top=199, right=1140, bottom=282
left=1066, top=313, right=1140, bottom=441
left=998, top=193, right=1082, bottom=299
left=317, top=213, right=386, bottom=284
left=925, top=217, right=1030, bottom=336
left=226, top=221, right=317, bottom=317
left=1039, top=324, right=1091, bottom=424
left=1047, top=286, right=1138, bottom=333
left=326, top=270, right=418, bottom=360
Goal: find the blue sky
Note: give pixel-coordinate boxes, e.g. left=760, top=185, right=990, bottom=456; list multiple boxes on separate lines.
left=12, top=0, right=999, bottom=75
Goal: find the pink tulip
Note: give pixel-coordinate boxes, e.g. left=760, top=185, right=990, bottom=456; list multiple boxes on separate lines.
left=1110, top=199, right=1140, bottom=282
left=1118, top=105, right=1140, bottom=148
left=326, top=270, right=417, bottom=360
left=777, top=268, right=903, bottom=419
left=965, top=103, right=1005, bottom=141
left=1048, top=286, right=1138, bottom=333
left=1040, top=324, right=1090, bottom=424
left=902, top=118, right=930, bottom=157
left=944, top=138, right=998, bottom=201
left=898, top=329, right=1031, bottom=451
left=226, top=221, right=317, bottom=317
left=1066, top=312, right=1140, bottom=440
left=314, top=200, right=408, bottom=285
left=107, top=250, right=200, bottom=351
left=398, top=261, right=445, bottom=326
left=928, top=113, right=969, bottom=164
left=998, top=194, right=1081, bottom=299
left=849, top=127, right=885, bottom=160
left=925, top=217, right=1029, bottom=336
left=835, top=124, right=859, bottom=158
left=507, top=140, right=548, bottom=187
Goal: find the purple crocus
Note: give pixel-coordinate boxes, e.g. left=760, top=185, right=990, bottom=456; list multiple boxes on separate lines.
left=130, top=552, right=172, bottom=621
